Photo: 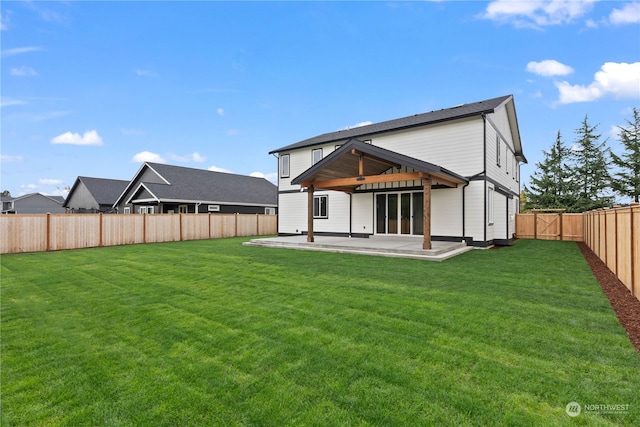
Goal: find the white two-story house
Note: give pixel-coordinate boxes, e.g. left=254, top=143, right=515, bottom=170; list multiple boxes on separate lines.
left=269, top=95, right=526, bottom=248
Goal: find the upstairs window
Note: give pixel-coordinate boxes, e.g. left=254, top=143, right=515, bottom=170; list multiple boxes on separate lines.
left=496, top=136, right=501, bottom=167
left=280, top=154, right=290, bottom=178
left=312, top=148, right=323, bottom=165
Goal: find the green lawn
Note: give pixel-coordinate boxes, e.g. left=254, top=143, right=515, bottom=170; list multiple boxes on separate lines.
left=1, top=238, right=639, bottom=426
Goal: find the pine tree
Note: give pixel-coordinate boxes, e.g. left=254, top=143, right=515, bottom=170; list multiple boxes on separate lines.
left=525, top=131, right=572, bottom=210
left=610, top=108, right=640, bottom=203
left=569, top=115, right=612, bottom=212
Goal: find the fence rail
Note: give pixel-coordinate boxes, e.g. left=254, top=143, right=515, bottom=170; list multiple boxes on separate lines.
left=516, top=204, right=639, bottom=302
left=0, top=213, right=277, bottom=254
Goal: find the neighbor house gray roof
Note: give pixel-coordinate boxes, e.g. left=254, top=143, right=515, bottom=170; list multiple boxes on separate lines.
left=64, top=176, right=129, bottom=207
left=270, top=94, right=520, bottom=156
left=115, top=163, right=277, bottom=207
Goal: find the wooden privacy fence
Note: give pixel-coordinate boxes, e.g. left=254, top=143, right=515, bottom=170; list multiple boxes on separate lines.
left=583, top=205, right=639, bottom=302
left=515, top=210, right=584, bottom=241
left=516, top=204, right=639, bottom=301
left=0, top=213, right=277, bottom=254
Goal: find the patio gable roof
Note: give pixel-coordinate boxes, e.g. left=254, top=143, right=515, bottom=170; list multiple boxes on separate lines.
left=291, top=138, right=468, bottom=192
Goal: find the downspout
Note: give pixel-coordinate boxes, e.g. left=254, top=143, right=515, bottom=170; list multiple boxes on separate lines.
left=462, top=171, right=485, bottom=246
left=349, top=193, right=353, bottom=237
left=195, top=202, right=201, bottom=214
left=482, top=113, right=488, bottom=245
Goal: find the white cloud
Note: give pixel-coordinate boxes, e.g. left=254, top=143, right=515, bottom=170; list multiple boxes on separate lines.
left=1, top=154, right=24, bottom=163
left=51, top=130, right=104, bottom=146
left=208, top=165, right=233, bottom=173
left=526, top=60, right=574, bottom=76
left=555, top=62, right=640, bottom=104
left=250, top=171, right=278, bottom=184
left=226, top=129, right=240, bottom=136
left=609, top=2, right=640, bottom=25
left=39, top=178, right=63, bottom=185
left=168, top=152, right=207, bottom=163
left=1, top=12, right=9, bottom=31
left=217, top=108, right=225, bottom=116
left=0, top=97, right=27, bottom=107
left=20, top=184, right=37, bottom=190
left=480, top=0, right=596, bottom=28
left=131, top=151, right=166, bottom=163
left=10, top=66, right=38, bottom=76
left=1, top=46, right=43, bottom=57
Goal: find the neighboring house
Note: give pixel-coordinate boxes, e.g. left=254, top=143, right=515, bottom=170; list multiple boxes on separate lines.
left=64, top=176, right=130, bottom=213
left=1, top=193, right=66, bottom=214
left=113, top=162, right=278, bottom=215
left=269, top=94, right=527, bottom=247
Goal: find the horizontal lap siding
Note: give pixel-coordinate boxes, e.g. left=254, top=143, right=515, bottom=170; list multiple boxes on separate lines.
left=314, top=192, right=350, bottom=234
left=277, top=193, right=307, bottom=234
left=374, top=118, right=484, bottom=177
left=432, top=188, right=463, bottom=237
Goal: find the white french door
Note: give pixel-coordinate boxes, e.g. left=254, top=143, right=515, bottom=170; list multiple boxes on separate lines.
left=375, top=192, right=424, bottom=235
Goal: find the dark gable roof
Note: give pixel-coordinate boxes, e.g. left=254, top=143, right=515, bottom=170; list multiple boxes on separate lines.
left=64, top=177, right=129, bottom=207
left=130, top=163, right=277, bottom=206
left=270, top=95, right=513, bottom=154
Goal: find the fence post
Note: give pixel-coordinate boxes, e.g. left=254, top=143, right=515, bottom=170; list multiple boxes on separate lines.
left=256, top=213, right=260, bottom=236
left=631, top=203, right=638, bottom=299
left=533, top=209, right=538, bottom=240
left=99, top=213, right=103, bottom=247
left=180, top=213, right=184, bottom=241
left=559, top=210, right=563, bottom=241
left=235, top=213, right=238, bottom=237
left=46, top=213, right=51, bottom=252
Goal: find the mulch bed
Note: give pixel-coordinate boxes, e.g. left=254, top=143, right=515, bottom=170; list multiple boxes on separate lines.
left=577, top=242, right=640, bottom=354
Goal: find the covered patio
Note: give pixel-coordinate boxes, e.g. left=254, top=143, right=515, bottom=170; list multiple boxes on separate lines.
left=290, top=139, right=469, bottom=249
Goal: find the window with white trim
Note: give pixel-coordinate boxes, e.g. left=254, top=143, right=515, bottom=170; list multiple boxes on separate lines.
left=313, top=195, right=328, bottom=219
left=124, top=207, right=131, bottom=214
left=496, top=136, right=501, bottom=167
left=312, top=148, right=323, bottom=165
left=208, top=204, right=220, bottom=212
left=179, top=205, right=188, bottom=214
left=265, top=207, right=276, bottom=215
left=280, top=154, right=290, bottom=178
left=488, top=187, right=494, bottom=225
left=138, top=206, right=155, bottom=214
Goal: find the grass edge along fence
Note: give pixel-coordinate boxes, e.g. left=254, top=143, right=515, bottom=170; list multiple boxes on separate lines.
left=516, top=203, right=639, bottom=302
left=0, top=213, right=277, bottom=254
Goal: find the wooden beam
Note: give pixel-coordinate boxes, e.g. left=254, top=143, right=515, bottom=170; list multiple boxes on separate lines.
left=350, top=149, right=400, bottom=169
left=358, top=154, right=364, bottom=176
left=311, top=172, right=423, bottom=189
left=423, top=175, right=432, bottom=250
left=307, top=185, right=314, bottom=242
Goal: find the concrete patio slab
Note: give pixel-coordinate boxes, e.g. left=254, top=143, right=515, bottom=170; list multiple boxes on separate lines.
left=243, top=235, right=474, bottom=261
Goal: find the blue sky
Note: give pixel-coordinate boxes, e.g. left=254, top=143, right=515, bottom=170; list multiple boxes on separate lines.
left=1, top=0, right=639, bottom=198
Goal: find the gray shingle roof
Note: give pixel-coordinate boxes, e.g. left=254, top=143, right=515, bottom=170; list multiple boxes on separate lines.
left=270, top=95, right=513, bottom=154
left=65, top=177, right=129, bottom=207
left=133, top=163, right=277, bottom=206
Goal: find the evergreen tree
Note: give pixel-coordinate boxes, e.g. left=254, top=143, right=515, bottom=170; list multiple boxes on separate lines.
left=568, top=115, right=612, bottom=212
left=525, top=131, right=572, bottom=210
left=610, top=108, right=640, bottom=203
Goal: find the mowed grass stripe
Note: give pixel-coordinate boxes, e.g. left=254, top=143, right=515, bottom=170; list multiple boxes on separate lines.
left=2, top=238, right=639, bottom=426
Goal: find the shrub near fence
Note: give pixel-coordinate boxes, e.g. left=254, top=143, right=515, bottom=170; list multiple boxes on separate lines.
left=0, top=213, right=277, bottom=254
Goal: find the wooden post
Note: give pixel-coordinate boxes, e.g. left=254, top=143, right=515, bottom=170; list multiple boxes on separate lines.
left=533, top=209, right=538, bottom=240
left=307, top=185, right=314, bottom=242
left=559, top=210, right=563, bottom=241
left=46, top=213, right=51, bottom=252
left=99, top=213, right=103, bottom=247
left=423, top=175, right=431, bottom=250
left=631, top=203, right=638, bottom=299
